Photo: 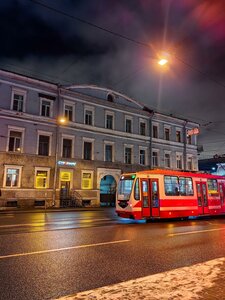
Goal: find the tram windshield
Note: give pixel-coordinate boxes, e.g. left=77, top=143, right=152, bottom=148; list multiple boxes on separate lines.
left=118, top=175, right=136, bottom=200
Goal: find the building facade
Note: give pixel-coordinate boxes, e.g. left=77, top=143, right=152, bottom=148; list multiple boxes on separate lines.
left=0, top=69, right=199, bottom=208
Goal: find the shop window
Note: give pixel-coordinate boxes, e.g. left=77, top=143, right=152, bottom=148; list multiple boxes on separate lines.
left=35, top=169, right=50, bottom=188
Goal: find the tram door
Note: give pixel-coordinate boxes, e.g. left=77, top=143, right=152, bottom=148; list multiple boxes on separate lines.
left=219, top=183, right=225, bottom=209
left=141, top=179, right=160, bottom=218
left=196, top=182, right=208, bottom=215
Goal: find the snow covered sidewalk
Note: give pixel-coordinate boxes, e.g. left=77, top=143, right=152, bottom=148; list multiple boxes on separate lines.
left=58, top=257, right=225, bottom=300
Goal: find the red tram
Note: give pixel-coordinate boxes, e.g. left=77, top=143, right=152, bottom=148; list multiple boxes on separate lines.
left=116, top=169, right=225, bottom=220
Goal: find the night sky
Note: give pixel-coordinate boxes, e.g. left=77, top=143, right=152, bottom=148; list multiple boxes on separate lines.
left=1, top=0, right=225, bottom=159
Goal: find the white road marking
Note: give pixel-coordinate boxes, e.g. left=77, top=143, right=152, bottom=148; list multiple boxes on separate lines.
left=0, top=240, right=130, bottom=260
left=0, top=218, right=112, bottom=228
left=57, top=257, right=225, bottom=300
left=168, top=227, right=225, bottom=237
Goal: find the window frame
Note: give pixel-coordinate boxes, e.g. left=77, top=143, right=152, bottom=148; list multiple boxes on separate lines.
left=37, top=130, right=53, bottom=156
left=40, top=97, right=53, bottom=118
left=139, top=119, right=147, bottom=136
left=139, top=146, right=147, bottom=165
left=125, top=116, right=133, bottom=134
left=3, top=165, right=23, bottom=188
left=83, top=138, right=94, bottom=160
left=104, top=141, right=114, bottom=162
left=7, top=126, right=25, bottom=153
left=35, top=167, right=50, bottom=189
left=11, top=88, right=27, bottom=113
left=124, top=145, right=133, bottom=164
left=164, top=151, right=171, bottom=168
left=152, top=123, right=159, bottom=139
left=64, top=100, right=75, bottom=122
left=105, top=111, right=114, bottom=130
left=84, top=105, right=95, bottom=126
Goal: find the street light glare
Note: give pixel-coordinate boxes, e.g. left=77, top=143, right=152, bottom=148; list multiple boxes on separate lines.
left=59, top=117, right=66, bottom=124
left=158, top=58, right=168, bottom=66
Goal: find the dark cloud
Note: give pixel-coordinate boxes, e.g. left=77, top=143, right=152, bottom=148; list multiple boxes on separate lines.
left=0, top=0, right=225, bottom=158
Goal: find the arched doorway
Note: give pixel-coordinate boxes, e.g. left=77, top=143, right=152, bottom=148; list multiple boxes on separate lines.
left=100, top=175, right=117, bottom=206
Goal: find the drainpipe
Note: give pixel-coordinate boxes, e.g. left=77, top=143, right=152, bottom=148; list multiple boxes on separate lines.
left=149, top=111, right=155, bottom=169
left=183, top=120, right=187, bottom=171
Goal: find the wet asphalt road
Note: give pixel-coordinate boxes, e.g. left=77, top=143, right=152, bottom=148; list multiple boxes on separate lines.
left=0, top=208, right=225, bottom=300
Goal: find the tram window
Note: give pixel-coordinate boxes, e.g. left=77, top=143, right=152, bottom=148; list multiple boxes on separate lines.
left=134, top=179, right=140, bottom=200
left=152, top=181, right=159, bottom=207
left=164, top=176, right=179, bottom=196
left=179, top=177, right=194, bottom=196
left=207, top=179, right=218, bottom=193
left=202, top=184, right=208, bottom=206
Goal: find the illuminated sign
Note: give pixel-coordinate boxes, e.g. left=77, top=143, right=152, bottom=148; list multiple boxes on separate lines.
left=57, top=161, right=76, bottom=167
left=187, top=128, right=200, bottom=136
left=60, top=171, right=71, bottom=181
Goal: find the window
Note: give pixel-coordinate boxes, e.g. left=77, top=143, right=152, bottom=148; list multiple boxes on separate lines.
left=107, top=93, right=114, bottom=102
left=118, top=177, right=135, bottom=200
left=106, top=114, right=113, bottom=129
left=84, top=106, right=94, bottom=126
left=125, top=147, right=132, bottom=164
left=105, top=144, right=113, bottom=162
left=125, top=118, right=132, bottom=133
left=134, top=179, right=140, bottom=200
left=62, top=138, right=72, bottom=158
left=176, top=130, right=181, bottom=142
left=8, top=131, right=22, bottom=152
left=38, top=135, right=50, bottom=156
left=187, top=135, right=192, bottom=145
left=35, top=168, right=50, bottom=188
left=207, top=179, right=218, bottom=193
left=81, top=171, right=93, bottom=189
left=164, top=128, right=170, bottom=141
left=164, top=176, right=179, bottom=196
left=152, top=151, right=159, bottom=167
left=41, top=99, right=52, bottom=117
left=4, top=166, right=22, bottom=188
left=176, top=153, right=183, bottom=169
left=187, top=156, right=193, bottom=170
left=164, top=176, right=194, bottom=196
left=83, top=141, right=92, bottom=160
left=140, top=122, right=146, bottom=136
left=179, top=177, right=194, bottom=196
left=153, top=125, right=158, bottom=138
left=11, top=89, right=26, bottom=112
left=139, top=149, right=146, bottom=165
left=64, top=104, right=73, bottom=121
left=164, top=153, right=171, bottom=168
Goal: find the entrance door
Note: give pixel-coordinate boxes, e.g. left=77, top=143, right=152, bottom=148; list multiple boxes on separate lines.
left=60, top=181, right=70, bottom=200
left=196, top=182, right=208, bottom=215
left=141, top=179, right=160, bottom=218
left=150, top=179, right=160, bottom=217
left=141, top=179, right=150, bottom=217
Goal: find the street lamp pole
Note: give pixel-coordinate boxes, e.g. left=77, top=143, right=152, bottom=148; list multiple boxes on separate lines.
left=52, top=85, right=62, bottom=207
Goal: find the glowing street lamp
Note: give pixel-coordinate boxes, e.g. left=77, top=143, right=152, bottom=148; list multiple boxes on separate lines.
left=158, top=58, right=168, bottom=66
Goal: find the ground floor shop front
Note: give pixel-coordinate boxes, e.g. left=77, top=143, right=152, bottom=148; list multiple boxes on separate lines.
left=0, top=153, right=135, bottom=209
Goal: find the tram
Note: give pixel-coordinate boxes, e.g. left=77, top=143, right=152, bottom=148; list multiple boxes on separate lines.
left=116, top=169, right=225, bottom=220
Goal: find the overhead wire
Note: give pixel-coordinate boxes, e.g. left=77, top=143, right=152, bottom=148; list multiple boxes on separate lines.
left=6, top=0, right=225, bottom=151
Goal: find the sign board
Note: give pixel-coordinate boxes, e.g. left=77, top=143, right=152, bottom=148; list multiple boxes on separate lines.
left=58, top=160, right=76, bottom=167
left=187, top=128, right=199, bottom=136
left=60, top=171, right=71, bottom=182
